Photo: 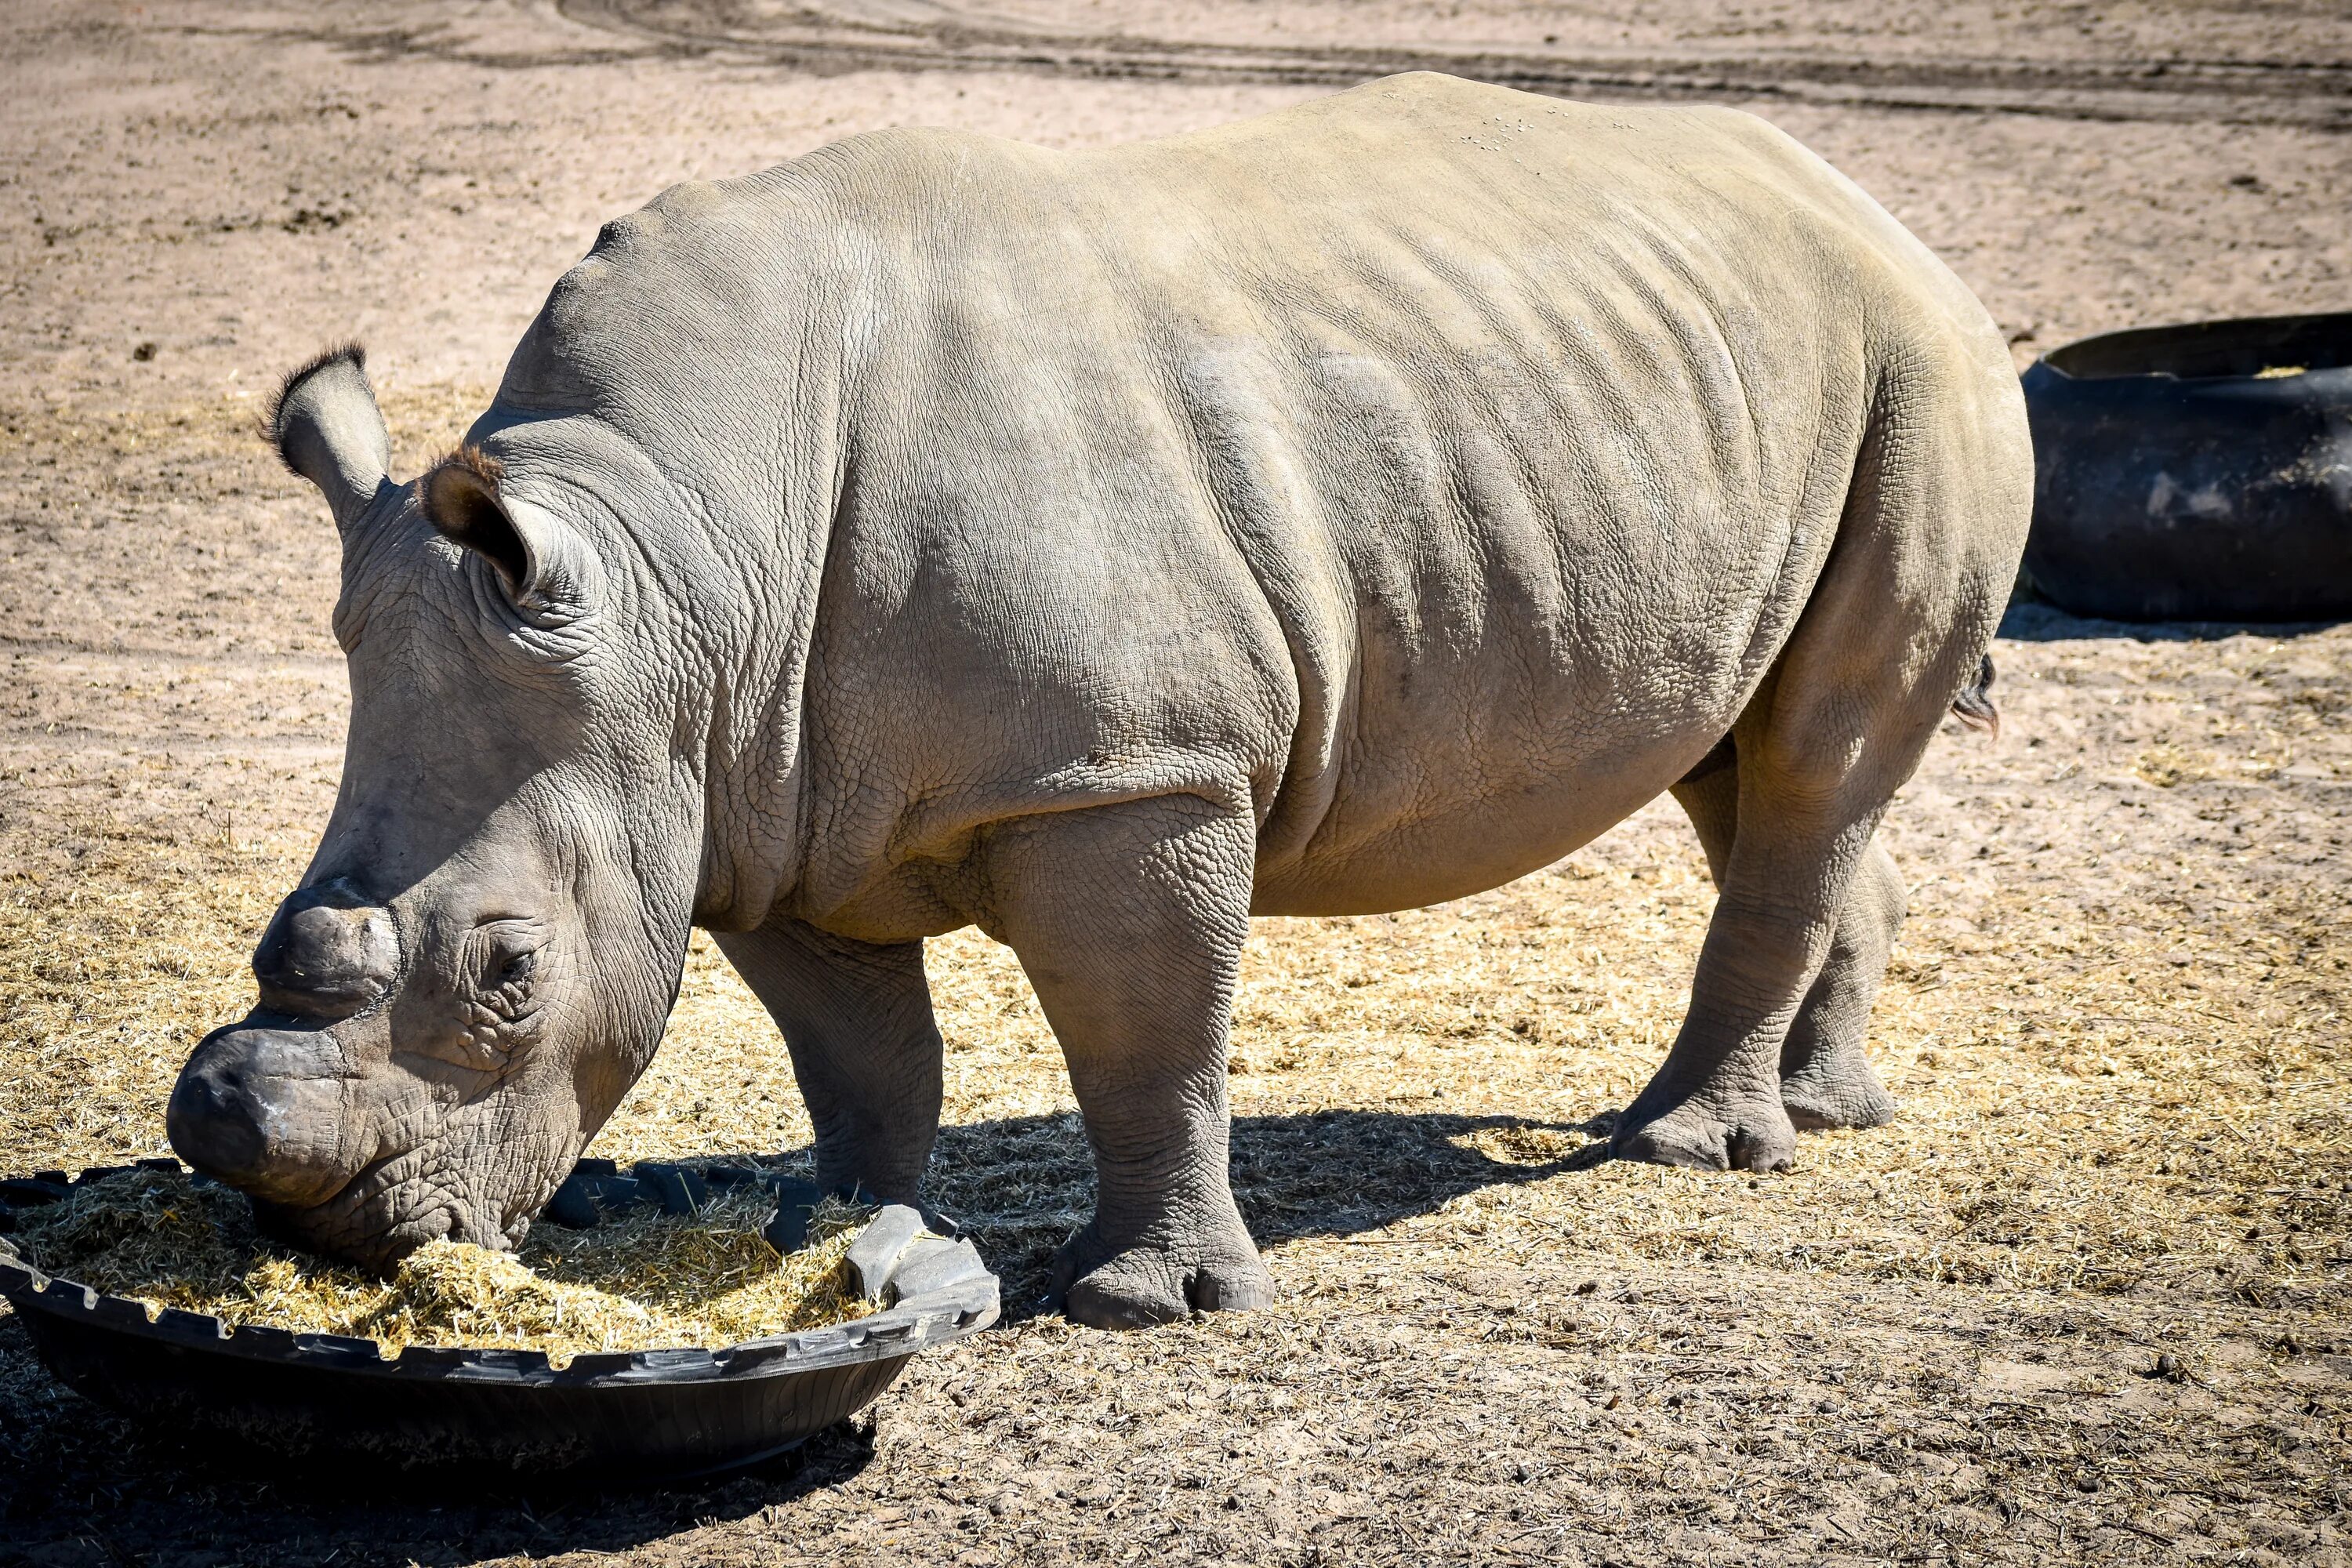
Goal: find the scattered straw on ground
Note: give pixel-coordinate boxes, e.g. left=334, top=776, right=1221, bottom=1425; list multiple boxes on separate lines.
left=6, top=1169, right=876, bottom=1361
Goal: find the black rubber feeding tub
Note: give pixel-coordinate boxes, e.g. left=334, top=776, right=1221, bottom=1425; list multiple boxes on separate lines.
left=2022, top=311, right=2352, bottom=622
left=0, top=1160, right=998, bottom=1483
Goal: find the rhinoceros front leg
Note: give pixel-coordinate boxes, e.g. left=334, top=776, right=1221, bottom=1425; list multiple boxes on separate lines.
left=978, top=793, right=1272, bottom=1329
left=713, top=918, right=943, bottom=1204
left=1670, top=754, right=1900, bottom=1132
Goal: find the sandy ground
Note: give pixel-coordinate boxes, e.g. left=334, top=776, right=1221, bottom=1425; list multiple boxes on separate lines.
left=2, top=2, right=2350, bottom=1564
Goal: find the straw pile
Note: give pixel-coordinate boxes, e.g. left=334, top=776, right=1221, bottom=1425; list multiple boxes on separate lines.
left=8, top=1167, right=876, bottom=1362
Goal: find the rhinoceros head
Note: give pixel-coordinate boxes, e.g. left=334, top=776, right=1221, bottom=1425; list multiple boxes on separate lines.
left=167, top=347, right=706, bottom=1267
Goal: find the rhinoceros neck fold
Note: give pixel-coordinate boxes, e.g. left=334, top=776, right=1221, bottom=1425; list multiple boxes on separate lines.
left=474, top=168, right=879, bottom=934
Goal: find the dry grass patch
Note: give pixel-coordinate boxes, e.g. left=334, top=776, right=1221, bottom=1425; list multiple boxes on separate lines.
left=0, top=822, right=295, bottom=1168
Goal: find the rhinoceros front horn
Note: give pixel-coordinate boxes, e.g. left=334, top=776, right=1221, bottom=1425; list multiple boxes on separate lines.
left=250, top=876, right=401, bottom=1022
left=269, top=343, right=390, bottom=532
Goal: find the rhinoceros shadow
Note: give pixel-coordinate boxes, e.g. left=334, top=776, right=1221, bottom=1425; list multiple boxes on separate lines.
left=924, top=1106, right=1613, bottom=1318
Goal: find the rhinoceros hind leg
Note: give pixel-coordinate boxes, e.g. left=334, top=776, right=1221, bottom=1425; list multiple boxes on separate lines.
left=1778, top=841, right=1903, bottom=1131
left=1621, top=691, right=1923, bottom=1174
left=1621, top=375, right=2008, bottom=1173
left=1669, top=760, right=1903, bottom=1134
left=979, top=793, right=1273, bottom=1329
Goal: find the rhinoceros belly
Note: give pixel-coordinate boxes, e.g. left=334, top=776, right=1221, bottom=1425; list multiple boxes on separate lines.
left=1163, top=292, right=1851, bottom=917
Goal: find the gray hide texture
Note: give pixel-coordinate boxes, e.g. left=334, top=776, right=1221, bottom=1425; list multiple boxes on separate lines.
left=169, top=74, right=2031, bottom=1327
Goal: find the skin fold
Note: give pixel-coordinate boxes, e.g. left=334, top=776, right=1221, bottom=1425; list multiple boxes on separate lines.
left=168, top=73, right=2031, bottom=1326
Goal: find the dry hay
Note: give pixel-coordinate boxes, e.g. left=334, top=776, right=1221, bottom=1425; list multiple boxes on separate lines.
left=6, top=1167, right=877, bottom=1362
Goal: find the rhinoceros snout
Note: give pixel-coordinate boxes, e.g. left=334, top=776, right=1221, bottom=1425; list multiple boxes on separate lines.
left=251, top=877, right=399, bottom=1021
left=167, top=1021, right=358, bottom=1207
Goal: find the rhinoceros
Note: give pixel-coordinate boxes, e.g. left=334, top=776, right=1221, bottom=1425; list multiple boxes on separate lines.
left=167, top=72, right=2029, bottom=1327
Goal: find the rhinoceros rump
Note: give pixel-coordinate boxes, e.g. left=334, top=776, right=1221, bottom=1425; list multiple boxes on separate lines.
left=168, top=74, right=2030, bottom=1327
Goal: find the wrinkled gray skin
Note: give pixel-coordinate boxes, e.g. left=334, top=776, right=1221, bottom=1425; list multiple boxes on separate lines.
left=169, top=74, right=2031, bottom=1327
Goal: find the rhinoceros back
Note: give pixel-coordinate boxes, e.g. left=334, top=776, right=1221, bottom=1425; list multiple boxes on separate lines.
left=488, top=74, right=2016, bottom=922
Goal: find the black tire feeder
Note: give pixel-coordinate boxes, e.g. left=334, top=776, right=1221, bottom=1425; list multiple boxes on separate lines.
left=0, top=1160, right=998, bottom=1483
left=2022, top=312, right=2352, bottom=622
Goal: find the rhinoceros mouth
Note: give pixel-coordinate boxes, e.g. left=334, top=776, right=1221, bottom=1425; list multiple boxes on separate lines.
left=252, top=1148, right=480, bottom=1272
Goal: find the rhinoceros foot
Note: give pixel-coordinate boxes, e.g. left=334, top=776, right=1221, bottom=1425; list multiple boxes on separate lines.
left=1050, top=1221, right=1274, bottom=1330
left=1612, top=1087, right=1797, bottom=1174
left=1780, top=1046, right=1899, bottom=1132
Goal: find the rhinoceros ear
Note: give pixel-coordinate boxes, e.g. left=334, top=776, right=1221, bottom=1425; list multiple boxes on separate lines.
left=418, top=445, right=598, bottom=617
left=267, top=344, right=390, bottom=534
left=419, top=445, right=528, bottom=588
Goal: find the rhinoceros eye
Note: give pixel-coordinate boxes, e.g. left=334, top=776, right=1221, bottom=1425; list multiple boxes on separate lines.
left=467, top=919, right=547, bottom=1018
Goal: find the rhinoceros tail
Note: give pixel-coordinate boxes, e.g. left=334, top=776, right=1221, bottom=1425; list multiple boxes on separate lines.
left=1948, top=652, right=1998, bottom=737
left=263, top=342, right=368, bottom=471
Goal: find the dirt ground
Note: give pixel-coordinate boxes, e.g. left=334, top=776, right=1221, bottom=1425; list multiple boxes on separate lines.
left=3, top=2, right=2350, bottom=1564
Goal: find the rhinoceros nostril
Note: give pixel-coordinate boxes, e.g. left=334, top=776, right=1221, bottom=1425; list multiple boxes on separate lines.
left=166, top=1043, right=270, bottom=1185
left=252, top=883, right=400, bottom=1021
left=168, top=1022, right=360, bottom=1207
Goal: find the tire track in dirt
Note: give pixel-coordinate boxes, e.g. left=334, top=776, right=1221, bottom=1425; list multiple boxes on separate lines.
left=555, top=0, right=2352, bottom=130
left=0, top=738, right=342, bottom=757
left=1, top=642, right=345, bottom=677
